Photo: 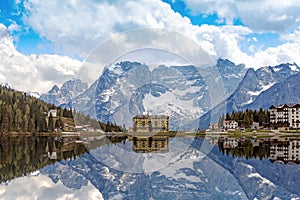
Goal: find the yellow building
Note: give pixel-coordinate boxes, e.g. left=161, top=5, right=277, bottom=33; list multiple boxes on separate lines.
left=132, top=136, right=169, bottom=153
left=133, top=115, right=169, bottom=133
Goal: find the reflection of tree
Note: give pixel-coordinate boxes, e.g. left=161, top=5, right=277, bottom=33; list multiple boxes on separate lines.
left=218, top=139, right=270, bottom=160
left=0, top=136, right=89, bottom=183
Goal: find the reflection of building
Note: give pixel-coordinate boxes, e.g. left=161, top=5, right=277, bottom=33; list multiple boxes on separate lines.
left=133, top=115, right=169, bottom=132
left=269, top=138, right=300, bottom=164
left=269, top=104, right=300, bottom=129
left=223, top=137, right=238, bottom=148
left=131, top=136, right=169, bottom=153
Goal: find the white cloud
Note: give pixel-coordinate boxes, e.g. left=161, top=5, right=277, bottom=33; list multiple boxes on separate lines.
left=184, top=0, right=300, bottom=33
left=1, top=0, right=298, bottom=93
left=7, top=21, right=21, bottom=33
left=0, top=24, right=82, bottom=93
left=240, top=27, right=300, bottom=68
left=20, top=0, right=253, bottom=64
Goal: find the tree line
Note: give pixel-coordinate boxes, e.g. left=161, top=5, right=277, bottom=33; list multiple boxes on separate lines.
left=0, top=85, right=66, bottom=133
left=0, top=85, right=122, bottom=133
left=218, top=108, right=270, bottom=128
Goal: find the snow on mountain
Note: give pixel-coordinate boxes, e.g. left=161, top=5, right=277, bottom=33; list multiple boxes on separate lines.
left=1, top=82, right=41, bottom=98
left=40, top=79, right=88, bottom=107
left=246, top=72, right=300, bottom=110
left=198, top=62, right=300, bottom=128
left=88, top=60, right=246, bottom=130
left=26, top=91, right=41, bottom=99
left=39, top=59, right=300, bottom=130
left=40, top=59, right=246, bottom=129
left=95, top=61, right=205, bottom=129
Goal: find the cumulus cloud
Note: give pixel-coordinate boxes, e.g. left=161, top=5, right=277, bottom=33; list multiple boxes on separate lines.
left=2, top=0, right=299, bottom=93
left=20, top=0, right=253, bottom=64
left=0, top=24, right=82, bottom=93
left=250, top=27, right=300, bottom=67
left=184, top=0, right=300, bottom=33
left=22, top=0, right=188, bottom=58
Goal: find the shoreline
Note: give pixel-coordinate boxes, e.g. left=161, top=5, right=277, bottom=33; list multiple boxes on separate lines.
left=1, top=130, right=300, bottom=138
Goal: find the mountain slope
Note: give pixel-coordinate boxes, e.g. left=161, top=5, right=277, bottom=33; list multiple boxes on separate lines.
left=247, top=72, right=300, bottom=110
left=41, top=59, right=247, bottom=129
left=91, top=60, right=246, bottom=129
left=198, top=63, right=300, bottom=128
left=40, top=79, right=88, bottom=107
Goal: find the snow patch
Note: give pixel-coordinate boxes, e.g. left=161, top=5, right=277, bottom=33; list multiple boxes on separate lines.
left=143, top=91, right=203, bottom=121
left=289, top=64, right=299, bottom=72
left=108, top=64, right=123, bottom=75
left=101, top=88, right=115, bottom=102
left=247, top=82, right=275, bottom=97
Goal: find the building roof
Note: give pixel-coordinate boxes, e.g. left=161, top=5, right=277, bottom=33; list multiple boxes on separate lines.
left=133, top=115, right=169, bottom=119
left=270, top=104, right=300, bottom=109
left=224, top=120, right=237, bottom=124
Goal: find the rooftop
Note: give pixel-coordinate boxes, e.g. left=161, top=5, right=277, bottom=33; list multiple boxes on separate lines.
left=133, top=115, right=169, bottom=119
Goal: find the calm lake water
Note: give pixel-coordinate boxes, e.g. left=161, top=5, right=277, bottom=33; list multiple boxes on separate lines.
left=0, top=135, right=299, bottom=200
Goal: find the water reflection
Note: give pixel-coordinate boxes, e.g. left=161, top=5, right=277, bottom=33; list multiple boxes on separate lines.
left=0, top=135, right=88, bottom=183
left=0, top=135, right=299, bottom=199
left=217, top=137, right=300, bottom=164
left=1, top=135, right=299, bottom=184
left=130, top=135, right=169, bottom=153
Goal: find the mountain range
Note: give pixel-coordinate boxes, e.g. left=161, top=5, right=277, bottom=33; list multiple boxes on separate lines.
left=198, top=62, right=300, bottom=128
left=40, top=79, right=88, bottom=107
left=40, top=59, right=300, bottom=129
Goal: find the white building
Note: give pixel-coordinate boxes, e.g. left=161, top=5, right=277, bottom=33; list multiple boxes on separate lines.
left=48, top=109, right=57, bottom=117
left=223, top=120, right=238, bottom=130
left=207, top=123, right=219, bottom=131
left=269, top=104, right=300, bottom=129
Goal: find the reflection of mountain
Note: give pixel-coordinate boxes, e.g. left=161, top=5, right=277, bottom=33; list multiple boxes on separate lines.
left=1, top=136, right=299, bottom=199
left=35, top=137, right=300, bottom=199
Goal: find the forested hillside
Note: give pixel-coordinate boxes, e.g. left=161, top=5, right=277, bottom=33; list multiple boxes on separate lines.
left=0, top=85, right=123, bottom=133
left=0, top=85, right=73, bottom=133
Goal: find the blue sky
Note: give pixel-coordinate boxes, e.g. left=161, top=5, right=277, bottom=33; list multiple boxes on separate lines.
left=0, top=0, right=290, bottom=57
left=0, top=0, right=55, bottom=55
left=0, top=0, right=300, bottom=92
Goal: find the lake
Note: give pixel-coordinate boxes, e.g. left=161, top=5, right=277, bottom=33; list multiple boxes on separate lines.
left=0, top=135, right=299, bottom=200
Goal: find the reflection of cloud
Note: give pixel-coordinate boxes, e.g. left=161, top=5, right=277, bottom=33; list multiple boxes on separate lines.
left=0, top=172, right=103, bottom=200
